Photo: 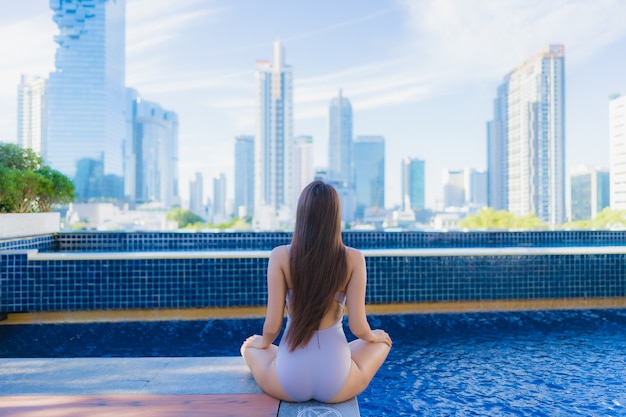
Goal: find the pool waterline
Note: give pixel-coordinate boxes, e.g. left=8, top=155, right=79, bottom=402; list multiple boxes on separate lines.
left=3, top=297, right=626, bottom=325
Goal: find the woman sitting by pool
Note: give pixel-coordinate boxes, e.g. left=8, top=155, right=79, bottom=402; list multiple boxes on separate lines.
left=241, top=180, right=392, bottom=403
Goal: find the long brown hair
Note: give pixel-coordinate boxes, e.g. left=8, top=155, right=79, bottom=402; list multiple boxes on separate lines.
left=287, top=180, right=347, bottom=351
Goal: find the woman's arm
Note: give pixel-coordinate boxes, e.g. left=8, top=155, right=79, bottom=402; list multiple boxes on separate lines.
left=346, top=248, right=391, bottom=345
left=245, top=246, right=287, bottom=349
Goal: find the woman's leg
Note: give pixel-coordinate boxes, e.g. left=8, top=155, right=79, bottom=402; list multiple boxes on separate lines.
left=240, top=343, right=294, bottom=401
left=328, top=339, right=391, bottom=403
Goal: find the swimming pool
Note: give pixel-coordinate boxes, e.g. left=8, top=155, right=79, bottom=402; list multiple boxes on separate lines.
left=2, top=309, right=625, bottom=416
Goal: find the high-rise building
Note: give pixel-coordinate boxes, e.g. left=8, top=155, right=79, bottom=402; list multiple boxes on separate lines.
left=487, top=82, right=508, bottom=211
left=292, top=135, right=314, bottom=203
left=189, top=172, right=205, bottom=219
left=353, top=136, right=385, bottom=218
left=469, top=170, right=488, bottom=207
left=46, top=0, right=126, bottom=201
left=443, top=169, right=466, bottom=209
left=17, top=75, right=47, bottom=158
left=570, top=166, right=609, bottom=221
left=488, top=45, right=565, bottom=225
left=255, top=39, right=293, bottom=213
left=328, top=89, right=353, bottom=185
left=213, top=173, right=227, bottom=224
left=401, top=157, right=425, bottom=211
left=125, top=88, right=179, bottom=208
left=610, top=94, right=626, bottom=210
left=234, top=135, right=255, bottom=218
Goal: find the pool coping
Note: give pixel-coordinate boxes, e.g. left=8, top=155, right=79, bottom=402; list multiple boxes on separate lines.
left=23, top=245, right=626, bottom=261
left=0, top=357, right=360, bottom=416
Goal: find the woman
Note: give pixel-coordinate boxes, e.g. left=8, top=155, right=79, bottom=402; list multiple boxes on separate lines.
left=241, top=180, right=392, bottom=403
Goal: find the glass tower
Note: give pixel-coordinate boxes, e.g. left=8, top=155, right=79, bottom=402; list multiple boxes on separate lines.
left=292, top=135, right=314, bottom=200
left=47, top=0, right=126, bottom=201
left=255, top=39, right=293, bottom=212
left=488, top=45, right=565, bottom=225
left=402, top=157, right=425, bottom=211
left=570, top=167, right=610, bottom=221
left=328, top=89, right=353, bottom=185
left=234, top=135, right=255, bottom=218
left=353, top=135, right=385, bottom=218
left=125, top=88, right=179, bottom=208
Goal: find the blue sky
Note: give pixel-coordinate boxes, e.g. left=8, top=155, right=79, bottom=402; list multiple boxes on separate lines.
left=1, top=0, right=625, bottom=209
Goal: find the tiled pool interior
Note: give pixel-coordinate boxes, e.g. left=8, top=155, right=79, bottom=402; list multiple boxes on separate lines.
left=1, top=230, right=626, bottom=314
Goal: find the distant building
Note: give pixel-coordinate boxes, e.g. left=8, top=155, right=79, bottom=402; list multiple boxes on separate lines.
left=443, top=169, right=466, bottom=209
left=17, top=75, right=47, bottom=158
left=189, top=172, right=205, bottom=219
left=292, top=135, right=314, bottom=203
left=213, top=173, right=227, bottom=224
left=570, top=166, right=609, bottom=221
left=255, top=38, right=293, bottom=214
left=469, top=169, right=488, bottom=207
left=610, top=95, right=626, bottom=210
left=488, top=45, right=565, bottom=225
left=487, top=82, right=508, bottom=211
left=125, top=88, right=179, bottom=208
left=234, top=135, right=255, bottom=218
left=328, top=90, right=355, bottom=224
left=401, top=157, right=425, bottom=211
left=328, top=89, right=353, bottom=185
left=46, top=0, right=126, bottom=201
left=354, top=136, right=385, bottom=219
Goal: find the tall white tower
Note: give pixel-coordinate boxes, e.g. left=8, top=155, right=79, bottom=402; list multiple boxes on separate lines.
left=610, top=95, right=626, bottom=209
left=17, top=74, right=47, bottom=158
left=489, top=45, right=565, bottom=225
left=254, top=39, right=293, bottom=214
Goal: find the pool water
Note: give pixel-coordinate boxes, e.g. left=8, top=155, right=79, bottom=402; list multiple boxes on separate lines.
left=2, top=309, right=626, bottom=416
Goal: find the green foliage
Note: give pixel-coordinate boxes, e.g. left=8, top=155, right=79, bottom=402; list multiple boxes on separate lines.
left=562, top=207, right=626, bottom=229
left=166, top=208, right=205, bottom=228
left=460, top=207, right=546, bottom=229
left=0, top=143, right=75, bottom=213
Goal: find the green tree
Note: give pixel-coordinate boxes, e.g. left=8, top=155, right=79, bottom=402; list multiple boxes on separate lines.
left=166, top=208, right=204, bottom=228
left=563, top=207, right=626, bottom=229
left=460, top=207, right=546, bottom=229
left=0, top=143, right=75, bottom=213
left=35, top=166, right=75, bottom=212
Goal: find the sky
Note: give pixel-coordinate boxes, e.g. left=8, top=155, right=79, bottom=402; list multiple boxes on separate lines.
left=1, top=0, right=626, bottom=210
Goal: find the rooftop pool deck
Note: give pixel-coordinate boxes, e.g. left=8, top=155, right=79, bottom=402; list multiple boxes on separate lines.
left=2, top=230, right=626, bottom=415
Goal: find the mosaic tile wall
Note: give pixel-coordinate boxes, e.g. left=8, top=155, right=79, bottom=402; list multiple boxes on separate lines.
left=30, top=230, right=626, bottom=252
left=1, top=232, right=626, bottom=313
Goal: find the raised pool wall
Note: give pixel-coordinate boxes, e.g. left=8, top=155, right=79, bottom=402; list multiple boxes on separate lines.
left=1, top=231, right=625, bottom=313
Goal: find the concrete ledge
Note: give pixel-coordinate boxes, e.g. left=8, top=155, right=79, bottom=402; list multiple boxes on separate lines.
left=0, top=357, right=360, bottom=416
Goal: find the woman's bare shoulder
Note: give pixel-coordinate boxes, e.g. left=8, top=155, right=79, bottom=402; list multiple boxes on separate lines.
left=270, top=244, right=289, bottom=258
left=345, top=246, right=365, bottom=266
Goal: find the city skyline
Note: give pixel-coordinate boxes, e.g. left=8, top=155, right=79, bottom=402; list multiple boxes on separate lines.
left=2, top=1, right=626, bottom=209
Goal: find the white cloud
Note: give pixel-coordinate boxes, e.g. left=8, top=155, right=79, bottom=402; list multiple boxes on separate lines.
left=402, top=0, right=626, bottom=80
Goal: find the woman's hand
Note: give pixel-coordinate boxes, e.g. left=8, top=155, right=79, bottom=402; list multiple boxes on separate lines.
left=242, top=334, right=268, bottom=349
left=371, top=329, right=392, bottom=347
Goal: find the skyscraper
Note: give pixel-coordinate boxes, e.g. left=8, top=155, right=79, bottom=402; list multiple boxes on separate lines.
left=255, top=39, right=293, bottom=213
left=234, top=135, right=255, bottom=218
left=125, top=88, right=179, bottom=208
left=47, top=0, right=126, bottom=201
left=328, top=89, right=353, bottom=185
left=189, top=172, right=205, bottom=219
left=488, top=45, right=565, bottom=225
left=443, top=169, right=466, bottom=209
left=401, top=157, right=425, bottom=211
left=17, top=75, right=47, bottom=158
left=292, top=135, right=314, bottom=202
left=610, top=94, right=626, bottom=210
left=487, top=82, right=508, bottom=211
left=213, top=173, right=227, bottom=224
left=353, top=136, right=385, bottom=218
left=570, top=166, right=609, bottom=221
